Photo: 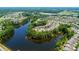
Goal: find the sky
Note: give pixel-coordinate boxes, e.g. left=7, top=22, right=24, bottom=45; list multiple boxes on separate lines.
left=0, top=0, right=79, bottom=7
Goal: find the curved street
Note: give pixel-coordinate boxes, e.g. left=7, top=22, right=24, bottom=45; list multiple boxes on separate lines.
left=0, top=44, right=10, bottom=51
left=63, top=28, right=79, bottom=51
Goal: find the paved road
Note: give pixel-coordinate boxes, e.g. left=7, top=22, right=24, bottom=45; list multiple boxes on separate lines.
left=63, top=28, right=79, bottom=51
left=34, top=20, right=59, bottom=32
left=0, top=44, right=10, bottom=51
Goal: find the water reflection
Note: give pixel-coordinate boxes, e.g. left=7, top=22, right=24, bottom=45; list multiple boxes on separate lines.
left=5, top=22, right=62, bottom=51
left=1, top=29, right=14, bottom=44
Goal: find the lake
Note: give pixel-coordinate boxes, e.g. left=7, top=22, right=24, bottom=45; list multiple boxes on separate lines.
left=4, top=22, right=63, bottom=51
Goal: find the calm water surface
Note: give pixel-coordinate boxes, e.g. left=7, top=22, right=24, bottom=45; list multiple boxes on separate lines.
left=5, top=22, right=62, bottom=51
